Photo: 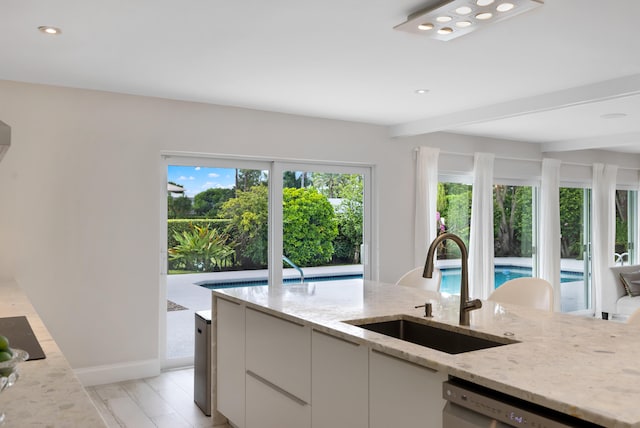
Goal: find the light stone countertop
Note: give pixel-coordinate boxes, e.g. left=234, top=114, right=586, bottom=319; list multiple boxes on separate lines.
left=213, top=279, right=640, bottom=428
left=0, top=280, right=107, bottom=427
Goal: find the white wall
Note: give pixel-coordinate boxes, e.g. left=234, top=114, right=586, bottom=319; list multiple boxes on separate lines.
left=1, top=80, right=638, bottom=383
left=0, top=80, right=419, bottom=380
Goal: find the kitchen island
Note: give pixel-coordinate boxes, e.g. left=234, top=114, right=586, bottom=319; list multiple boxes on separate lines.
left=0, top=280, right=107, bottom=427
left=212, top=279, right=640, bottom=428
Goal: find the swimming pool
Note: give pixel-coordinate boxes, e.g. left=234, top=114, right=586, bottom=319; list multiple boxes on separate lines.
left=440, top=265, right=583, bottom=294
left=199, top=274, right=363, bottom=289
left=199, top=265, right=584, bottom=293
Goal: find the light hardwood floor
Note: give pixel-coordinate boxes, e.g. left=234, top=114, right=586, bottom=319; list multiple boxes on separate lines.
left=86, top=367, right=230, bottom=428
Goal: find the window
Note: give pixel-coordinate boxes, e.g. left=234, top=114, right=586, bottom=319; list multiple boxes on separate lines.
left=559, top=187, right=590, bottom=313
left=282, top=170, right=364, bottom=270
left=493, top=184, right=535, bottom=286
left=436, top=181, right=472, bottom=294
left=161, top=155, right=372, bottom=366
left=615, top=190, right=637, bottom=265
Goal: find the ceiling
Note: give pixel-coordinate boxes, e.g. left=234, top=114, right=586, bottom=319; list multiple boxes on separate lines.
left=2, top=0, right=640, bottom=153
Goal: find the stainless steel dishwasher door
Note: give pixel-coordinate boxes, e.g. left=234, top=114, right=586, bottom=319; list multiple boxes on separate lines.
left=443, top=401, right=511, bottom=427
left=443, top=379, right=602, bottom=428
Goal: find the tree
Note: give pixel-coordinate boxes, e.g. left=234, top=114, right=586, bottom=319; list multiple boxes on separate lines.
left=283, top=187, right=338, bottom=266
left=437, top=183, right=472, bottom=258
left=615, top=190, right=629, bottom=255
left=333, top=175, right=363, bottom=263
left=312, top=173, right=346, bottom=198
left=559, top=188, right=584, bottom=258
left=168, top=195, right=192, bottom=219
left=493, top=185, right=533, bottom=257
left=193, top=188, right=235, bottom=218
left=235, top=169, right=267, bottom=192
left=220, top=186, right=269, bottom=267
left=513, top=186, right=533, bottom=257
left=283, top=171, right=312, bottom=188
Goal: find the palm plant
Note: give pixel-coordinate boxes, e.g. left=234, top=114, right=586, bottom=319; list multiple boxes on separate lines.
left=168, top=224, right=235, bottom=272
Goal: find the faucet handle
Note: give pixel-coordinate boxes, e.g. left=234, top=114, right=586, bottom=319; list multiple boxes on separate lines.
left=414, top=302, right=433, bottom=318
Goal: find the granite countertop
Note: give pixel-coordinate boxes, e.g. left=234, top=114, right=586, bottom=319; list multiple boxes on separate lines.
left=213, top=279, right=640, bottom=428
left=0, top=280, right=107, bottom=427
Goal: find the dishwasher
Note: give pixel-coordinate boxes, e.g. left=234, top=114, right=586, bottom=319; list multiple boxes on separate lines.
left=442, top=378, right=603, bottom=428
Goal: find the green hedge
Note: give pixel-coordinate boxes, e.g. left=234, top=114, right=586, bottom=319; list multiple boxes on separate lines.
left=167, top=219, right=231, bottom=248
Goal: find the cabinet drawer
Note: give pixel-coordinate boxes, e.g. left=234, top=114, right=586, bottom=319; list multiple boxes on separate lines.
left=245, top=308, right=311, bottom=402
left=370, top=350, right=447, bottom=428
left=216, top=298, right=245, bottom=427
left=311, top=331, right=368, bottom=428
left=246, top=370, right=311, bottom=428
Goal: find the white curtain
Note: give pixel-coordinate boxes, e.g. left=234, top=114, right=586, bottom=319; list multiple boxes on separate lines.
left=414, top=147, right=440, bottom=268
left=592, top=163, right=618, bottom=317
left=469, top=153, right=494, bottom=299
left=539, top=158, right=561, bottom=311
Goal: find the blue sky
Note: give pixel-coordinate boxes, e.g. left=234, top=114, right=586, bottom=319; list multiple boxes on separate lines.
left=168, top=166, right=236, bottom=197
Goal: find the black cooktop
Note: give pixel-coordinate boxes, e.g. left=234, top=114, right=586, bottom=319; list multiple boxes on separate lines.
left=0, top=316, right=46, bottom=360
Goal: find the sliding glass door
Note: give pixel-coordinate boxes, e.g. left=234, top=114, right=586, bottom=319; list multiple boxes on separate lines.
left=160, top=155, right=372, bottom=367
left=163, top=157, right=270, bottom=364
left=559, top=187, right=591, bottom=313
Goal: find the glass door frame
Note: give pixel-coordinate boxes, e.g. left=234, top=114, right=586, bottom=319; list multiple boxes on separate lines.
left=160, top=154, right=272, bottom=368
left=583, top=188, right=592, bottom=314
left=271, top=161, right=374, bottom=284
left=159, top=153, right=375, bottom=367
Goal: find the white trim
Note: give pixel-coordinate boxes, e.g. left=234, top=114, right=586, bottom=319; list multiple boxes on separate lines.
left=75, top=359, right=160, bottom=387
left=159, top=157, right=169, bottom=367
left=273, top=161, right=375, bottom=281
left=161, top=151, right=372, bottom=169
left=270, top=161, right=284, bottom=288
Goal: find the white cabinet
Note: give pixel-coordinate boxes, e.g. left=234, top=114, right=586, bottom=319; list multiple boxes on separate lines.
left=246, top=370, right=311, bottom=428
left=311, top=331, right=368, bottom=428
left=216, top=297, right=245, bottom=428
left=245, top=308, right=311, bottom=428
left=245, top=307, right=311, bottom=403
left=216, top=301, right=448, bottom=428
left=369, top=350, right=447, bottom=428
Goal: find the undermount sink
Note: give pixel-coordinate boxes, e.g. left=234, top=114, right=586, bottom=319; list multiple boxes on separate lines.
left=350, top=315, right=517, bottom=355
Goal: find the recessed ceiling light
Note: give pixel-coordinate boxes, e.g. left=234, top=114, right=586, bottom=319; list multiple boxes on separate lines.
left=456, top=20, right=473, bottom=28
left=418, top=23, right=434, bottom=30
left=38, top=26, right=62, bottom=35
left=600, top=113, right=627, bottom=119
left=437, top=27, right=454, bottom=35
left=455, top=6, right=473, bottom=15
left=476, top=0, right=495, bottom=5
left=415, top=89, right=430, bottom=94
left=436, top=15, right=452, bottom=22
left=476, top=12, right=493, bottom=20
left=496, top=2, right=515, bottom=12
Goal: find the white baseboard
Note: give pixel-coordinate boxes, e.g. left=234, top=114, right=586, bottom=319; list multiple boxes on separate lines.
left=74, top=358, right=161, bottom=387
left=162, top=356, right=194, bottom=370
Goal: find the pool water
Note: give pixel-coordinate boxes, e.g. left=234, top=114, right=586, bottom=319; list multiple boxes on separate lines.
left=200, top=266, right=584, bottom=294
left=440, top=265, right=584, bottom=295
left=200, top=274, right=363, bottom=289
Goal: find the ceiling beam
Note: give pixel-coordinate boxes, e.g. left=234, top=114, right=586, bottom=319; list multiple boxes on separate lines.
left=542, top=131, right=640, bottom=153
left=389, top=73, right=640, bottom=138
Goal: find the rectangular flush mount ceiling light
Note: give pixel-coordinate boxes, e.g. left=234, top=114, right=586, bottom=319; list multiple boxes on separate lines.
left=394, top=0, right=543, bottom=41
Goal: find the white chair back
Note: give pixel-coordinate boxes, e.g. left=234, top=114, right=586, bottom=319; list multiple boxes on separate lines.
left=396, top=267, right=441, bottom=292
left=488, top=277, right=554, bottom=312
left=627, top=308, right=640, bottom=324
